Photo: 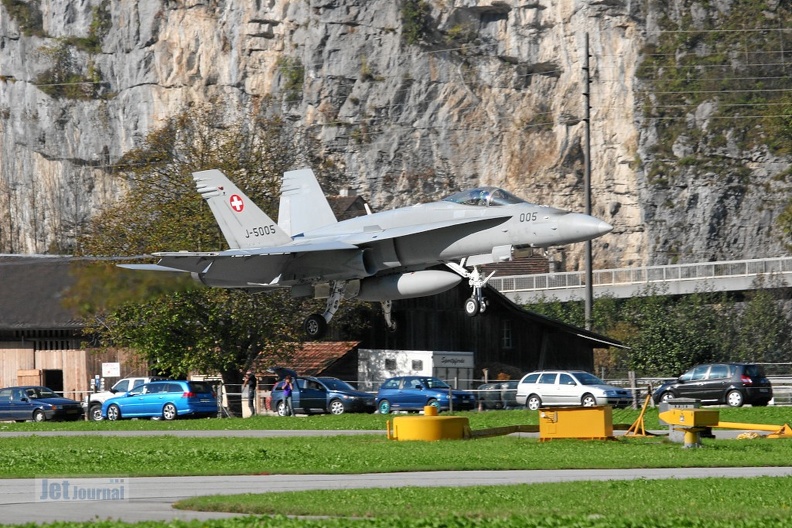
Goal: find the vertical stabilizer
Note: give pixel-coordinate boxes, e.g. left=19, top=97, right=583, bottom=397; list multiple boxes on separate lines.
left=279, top=168, right=338, bottom=236
left=193, top=169, right=292, bottom=249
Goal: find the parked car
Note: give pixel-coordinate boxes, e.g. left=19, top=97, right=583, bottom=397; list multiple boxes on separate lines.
left=0, top=386, right=83, bottom=422
left=375, top=376, right=476, bottom=414
left=477, top=381, right=519, bottom=410
left=652, top=363, right=773, bottom=407
left=101, top=380, right=217, bottom=421
left=83, top=376, right=169, bottom=421
left=270, top=376, right=375, bottom=416
left=515, top=370, right=631, bottom=411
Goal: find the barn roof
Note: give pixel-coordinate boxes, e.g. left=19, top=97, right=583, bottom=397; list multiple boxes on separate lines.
left=256, top=341, right=361, bottom=376
left=0, top=256, right=84, bottom=330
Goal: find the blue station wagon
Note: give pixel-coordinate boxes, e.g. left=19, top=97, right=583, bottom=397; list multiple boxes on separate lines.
left=375, top=376, right=476, bottom=414
left=102, top=380, right=217, bottom=421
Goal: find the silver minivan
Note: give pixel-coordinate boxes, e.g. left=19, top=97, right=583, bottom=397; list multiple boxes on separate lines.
left=515, top=370, right=631, bottom=410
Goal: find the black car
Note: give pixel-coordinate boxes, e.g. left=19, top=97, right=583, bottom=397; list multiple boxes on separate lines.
left=652, top=363, right=773, bottom=407
left=270, top=376, right=375, bottom=416
left=0, top=386, right=84, bottom=422
left=477, top=381, right=519, bottom=410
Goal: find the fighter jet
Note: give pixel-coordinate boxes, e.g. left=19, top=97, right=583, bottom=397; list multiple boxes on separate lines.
left=122, top=168, right=612, bottom=338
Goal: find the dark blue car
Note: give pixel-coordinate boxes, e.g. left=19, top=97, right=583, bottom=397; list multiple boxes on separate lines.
left=270, top=376, right=375, bottom=415
left=375, top=376, right=476, bottom=414
left=102, top=380, right=217, bottom=421
left=0, top=386, right=83, bottom=422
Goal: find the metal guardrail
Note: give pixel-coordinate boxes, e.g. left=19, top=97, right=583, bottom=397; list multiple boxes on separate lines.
left=490, top=256, right=792, bottom=297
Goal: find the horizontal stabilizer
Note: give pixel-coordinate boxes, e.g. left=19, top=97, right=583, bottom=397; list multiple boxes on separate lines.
left=118, top=263, right=189, bottom=273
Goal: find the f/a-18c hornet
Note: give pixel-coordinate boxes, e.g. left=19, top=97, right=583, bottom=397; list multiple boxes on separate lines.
left=122, top=169, right=612, bottom=339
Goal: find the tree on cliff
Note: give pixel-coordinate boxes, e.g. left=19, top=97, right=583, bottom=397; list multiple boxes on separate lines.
left=70, top=106, right=325, bottom=413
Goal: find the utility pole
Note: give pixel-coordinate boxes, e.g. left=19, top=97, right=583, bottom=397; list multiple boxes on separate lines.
left=583, top=33, right=593, bottom=330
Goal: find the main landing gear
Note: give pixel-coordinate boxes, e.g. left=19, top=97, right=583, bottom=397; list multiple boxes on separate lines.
left=447, top=260, right=496, bottom=318
left=303, top=281, right=346, bottom=339
left=302, top=280, right=399, bottom=340
left=302, top=260, right=493, bottom=339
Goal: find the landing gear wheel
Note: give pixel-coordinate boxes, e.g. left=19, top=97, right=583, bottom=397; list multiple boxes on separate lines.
left=464, top=297, right=480, bottom=317
left=304, top=314, right=328, bottom=339
left=479, top=298, right=488, bottom=314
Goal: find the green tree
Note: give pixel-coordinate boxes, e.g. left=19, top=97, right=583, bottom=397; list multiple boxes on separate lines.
left=732, top=286, right=792, bottom=364
left=71, top=104, right=323, bottom=414
left=624, top=288, right=733, bottom=376
left=101, top=288, right=300, bottom=384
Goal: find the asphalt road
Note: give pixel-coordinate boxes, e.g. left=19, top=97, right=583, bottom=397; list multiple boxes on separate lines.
left=4, top=467, right=792, bottom=525
left=1, top=428, right=789, bottom=525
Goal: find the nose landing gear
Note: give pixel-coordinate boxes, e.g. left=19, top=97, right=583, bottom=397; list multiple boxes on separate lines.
left=448, top=260, right=495, bottom=318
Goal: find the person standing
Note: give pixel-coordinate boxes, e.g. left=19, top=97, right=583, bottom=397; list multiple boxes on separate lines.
left=282, top=375, right=294, bottom=416
left=242, top=370, right=257, bottom=416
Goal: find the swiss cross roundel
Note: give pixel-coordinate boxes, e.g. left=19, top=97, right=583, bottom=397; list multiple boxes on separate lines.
left=229, top=194, right=244, bottom=212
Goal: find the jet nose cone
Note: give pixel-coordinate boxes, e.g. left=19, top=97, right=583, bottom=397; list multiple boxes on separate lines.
left=557, top=213, right=613, bottom=243
left=593, top=217, right=613, bottom=236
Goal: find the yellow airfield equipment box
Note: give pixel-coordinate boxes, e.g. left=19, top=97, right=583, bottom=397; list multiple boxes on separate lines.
left=658, top=408, right=720, bottom=428
left=539, top=405, right=614, bottom=441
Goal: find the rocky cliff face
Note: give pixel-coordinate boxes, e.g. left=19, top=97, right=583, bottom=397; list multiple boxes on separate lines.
left=1, top=0, right=790, bottom=270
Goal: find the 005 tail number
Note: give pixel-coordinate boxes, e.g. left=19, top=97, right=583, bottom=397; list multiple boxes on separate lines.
left=519, top=212, right=538, bottom=222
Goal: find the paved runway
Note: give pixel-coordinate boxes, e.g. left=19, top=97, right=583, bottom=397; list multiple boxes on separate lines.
left=3, top=467, right=792, bottom=525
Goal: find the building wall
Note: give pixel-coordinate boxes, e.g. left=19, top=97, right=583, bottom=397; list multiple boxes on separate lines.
left=364, top=282, right=595, bottom=378
left=0, top=342, right=35, bottom=388
left=0, top=341, right=146, bottom=400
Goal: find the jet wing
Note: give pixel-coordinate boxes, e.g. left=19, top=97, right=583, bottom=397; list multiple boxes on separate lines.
left=122, top=216, right=509, bottom=275
left=337, top=214, right=512, bottom=245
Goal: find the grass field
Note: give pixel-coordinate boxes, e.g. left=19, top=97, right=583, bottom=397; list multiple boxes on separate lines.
left=3, top=406, right=792, bottom=527
left=1, top=405, right=788, bottom=433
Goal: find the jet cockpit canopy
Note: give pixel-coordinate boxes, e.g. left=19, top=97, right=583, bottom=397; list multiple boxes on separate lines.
left=442, top=187, right=525, bottom=207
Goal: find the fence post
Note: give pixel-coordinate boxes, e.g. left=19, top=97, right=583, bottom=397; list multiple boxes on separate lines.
left=628, top=371, right=637, bottom=409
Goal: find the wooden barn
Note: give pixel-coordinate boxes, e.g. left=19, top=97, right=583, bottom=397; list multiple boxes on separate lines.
left=0, top=257, right=146, bottom=400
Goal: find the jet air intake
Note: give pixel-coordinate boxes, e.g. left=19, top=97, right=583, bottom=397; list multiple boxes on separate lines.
left=357, top=270, right=462, bottom=301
